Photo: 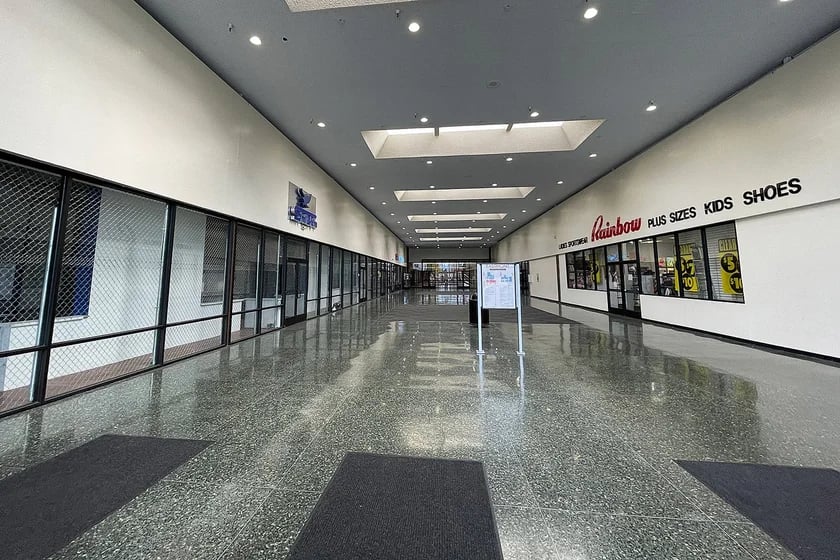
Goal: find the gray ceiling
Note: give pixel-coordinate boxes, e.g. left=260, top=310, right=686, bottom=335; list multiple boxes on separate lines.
left=135, top=0, right=840, bottom=248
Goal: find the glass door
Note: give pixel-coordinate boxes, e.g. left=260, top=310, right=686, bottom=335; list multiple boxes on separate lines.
left=284, top=258, right=308, bottom=325
left=359, top=258, right=367, bottom=302
left=606, top=241, right=641, bottom=317
left=606, top=244, right=624, bottom=312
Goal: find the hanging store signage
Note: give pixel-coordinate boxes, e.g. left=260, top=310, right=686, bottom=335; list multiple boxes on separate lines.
left=288, top=183, right=317, bottom=229
left=718, top=238, right=743, bottom=295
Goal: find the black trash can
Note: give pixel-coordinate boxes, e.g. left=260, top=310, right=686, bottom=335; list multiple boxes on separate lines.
left=468, top=295, right=490, bottom=325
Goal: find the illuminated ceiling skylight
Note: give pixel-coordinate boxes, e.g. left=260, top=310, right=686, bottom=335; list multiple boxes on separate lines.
left=419, top=237, right=484, bottom=242
left=361, top=119, right=604, bottom=159
left=286, top=0, right=417, bottom=12
left=415, top=227, right=492, bottom=234
left=393, top=186, right=534, bottom=202
left=408, top=213, right=506, bottom=222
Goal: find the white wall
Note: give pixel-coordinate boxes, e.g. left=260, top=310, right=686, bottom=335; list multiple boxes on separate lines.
left=560, top=285, right=609, bottom=312
left=494, top=29, right=840, bottom=357
left=528, top=256, right=559, bottom=301
left=0, top=0, right=404, bottom=265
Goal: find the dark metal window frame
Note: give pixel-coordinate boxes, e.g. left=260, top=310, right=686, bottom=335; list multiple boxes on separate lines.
left=0, top=149, right=403, bottom=418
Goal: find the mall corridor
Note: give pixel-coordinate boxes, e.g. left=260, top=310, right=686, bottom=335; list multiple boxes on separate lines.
left=1, top=292, right=837, bottom=559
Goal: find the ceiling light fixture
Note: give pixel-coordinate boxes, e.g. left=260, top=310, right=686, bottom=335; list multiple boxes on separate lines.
left=408, top=21, right=421, bottom=33
left=369, top=186, right=375, bottom=190
left=390, top=212, right=395, bottom=216
left=349, top=162, right=357, bottom=167
left=316, top=121, right=326, bottom=128
left=583, top=3, right=599, bottom=19
left=429, top=185, right=435, bottom=189
left=530, top=110, right=540, bottom=118
left=589, top=153, right=597, bottom=158
left=420, top=116, right=429, bottom=123
left=492, top=183, right=498, bottom=187
left=431, top=201, right=436, bottom=204
left=556, top=180, right=564, bottom=184
left=521, top=209, right=526, bottom=213
left=483, top=200, right=488, bottom=203
left=426, top=160, right=433, bottom=165
left=249, top=35, right=262, bottom=46
left=646, top=101, right=658, bottom=112
left=382, top=201, right=387, bottom=205
left=505, top=157, right=513, bottom=162
left=536, top=198, right=542, bottom=201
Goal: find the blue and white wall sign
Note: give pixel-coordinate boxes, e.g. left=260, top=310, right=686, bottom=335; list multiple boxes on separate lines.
left=288, top=182, right=317, bottom=229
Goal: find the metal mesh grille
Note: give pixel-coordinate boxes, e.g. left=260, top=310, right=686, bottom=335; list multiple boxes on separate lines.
left=232, top=225, right=260, bottom=302
left=0, top=161, right=61, bottom=351
left=54, top=182, right=167, bottom=342
left=168, top=208, right=228, bottom=320
left=230, top=311, right=257, bottom=342
left=164, top=318, right=222, bottom=362
left=0, top=351, right=37, bottom=412
left=262, top=232, right=280, bottom=307
left=46, top=331, right=155, bottom=398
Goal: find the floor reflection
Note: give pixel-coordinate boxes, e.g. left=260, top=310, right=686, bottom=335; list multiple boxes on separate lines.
left=0, top=290, right=837, bottom=559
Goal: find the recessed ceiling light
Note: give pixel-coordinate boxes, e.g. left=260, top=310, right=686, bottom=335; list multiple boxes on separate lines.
left=646, top=102, right=657, bottom=112
left=429, top=185, right=435, bottom=189
left=349, top=162, right=357, bottom=167
left=426, top=160, right=433, bottom=165
left=397, top=221, right=401, bottom=224
left=530, top=111, right=540, bottom=118
left=505, top=157, right=514, bottom=162
left=408, top=21, right=421, bottom=33
left=420, top=116, right=429, bottom=123
left=503, top=225, right=507, bottom=228
left=584, top=6, right=598, bottom=19
left=521, top=209, right=526, bottom=213
left=369, top=186, right=376, bottom=190
left=249, top=35, right=262, bottom=46
left=511, top=218, right=515, bottom=221
left=589, top=153, right=597, bottom=158
left=382, top=201, right=387, bottom=205
left=492, top=183, right=498, bottom=187
left=316, top=121, right=326, bottom=128
left=431, top=201, right=436, bottom=204
left=536, top=198, right=542, bottom=201
left=482, top=200, right=488, bottom=203
left=433, top=212, right=437, bottom=215
left=556, top=180, right=564, bottom=184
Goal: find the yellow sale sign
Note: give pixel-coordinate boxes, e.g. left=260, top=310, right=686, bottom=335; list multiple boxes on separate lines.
left=677, top=243, right=699, bottom=293
left=718, top=238, right=743, bottom=295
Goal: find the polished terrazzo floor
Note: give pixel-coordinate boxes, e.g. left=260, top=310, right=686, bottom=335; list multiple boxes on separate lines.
left=1, top=291, right=839, bottom=559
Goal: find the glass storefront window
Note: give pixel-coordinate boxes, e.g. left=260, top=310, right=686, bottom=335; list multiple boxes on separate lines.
left=606, top=244, right=620, bottom=263
left=638, top=238, right=656, bottom=295
left=655, top=235, right=678, bottom=296
left=621, top=241, right=637, bottom=261
left=593, top=248, right=607, bottom=291
left=704, top=223, right=744, bottom=302
left=676, top=229, right=709, bottom=299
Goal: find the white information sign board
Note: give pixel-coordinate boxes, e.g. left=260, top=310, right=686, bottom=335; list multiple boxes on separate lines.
left=476, top=263, right=524, bottom=357
left=480, top=263, right=517, bottom=309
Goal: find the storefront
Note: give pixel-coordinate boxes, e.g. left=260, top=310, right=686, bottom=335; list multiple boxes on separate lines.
left=564, top=221, right=742, bottom=318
